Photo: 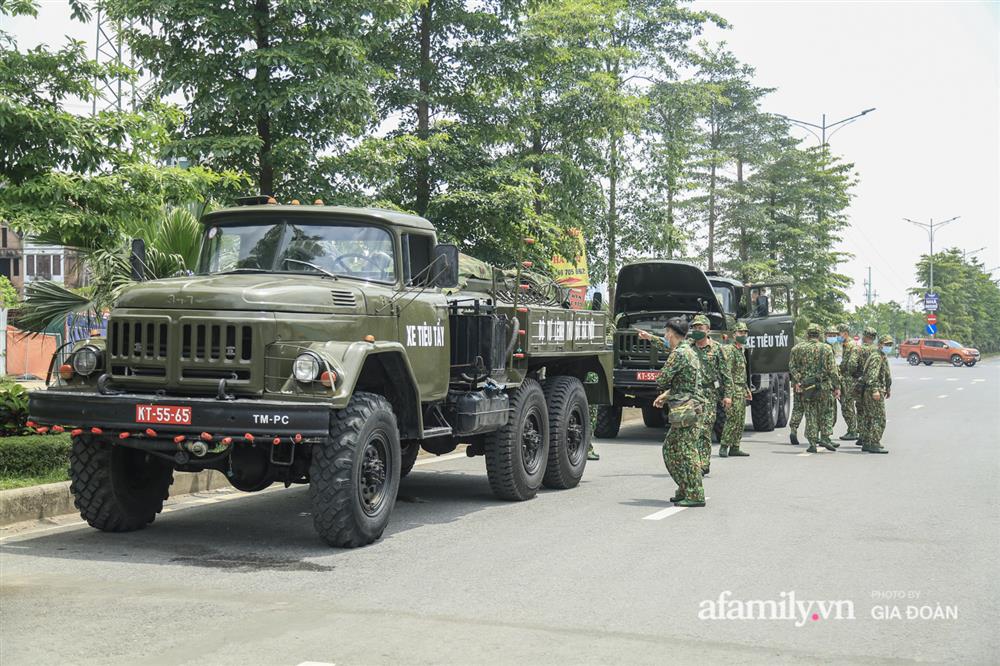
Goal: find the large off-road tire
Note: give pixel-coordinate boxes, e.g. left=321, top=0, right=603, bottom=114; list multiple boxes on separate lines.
left=310, top=392, right=401, bottom=548
left=485, top=378, right=549, bottom=501
left=400, top=441, right=420, bottom=478
left=751, top=386, right=777, bottom=432
left=774, top=376, right=790, bottom=428
left=712, top=402, right=725, bottom=443
left=594, top=405, right=622, bottom=439
left=69, top=435, right=174, bottom=532
left=542, top=376, right=589, bottom=490
left=907, top=353, right=920, bottom=366
left=641, top=406, right=666, bottom=428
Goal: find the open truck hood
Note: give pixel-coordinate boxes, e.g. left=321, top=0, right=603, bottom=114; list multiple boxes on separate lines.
left=615, top=261, right=725, bottom=322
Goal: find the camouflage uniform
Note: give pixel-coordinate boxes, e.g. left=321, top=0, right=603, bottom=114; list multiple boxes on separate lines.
left=719, top=323, right=750, bottom=455
left=690, top=315, right=733, bottom=472
left=656, top=338, right=705, bottom=502
left=848, top=328, right=878, bottom=447
left=822, top=328, right=840, bottom=441
left=859, top=335, right=892, bottom=453
left=788, top=324, right=839, bottom=451
left=786, top=339, right=809, bottom=444
left=837, top=324, right=860, bottom=439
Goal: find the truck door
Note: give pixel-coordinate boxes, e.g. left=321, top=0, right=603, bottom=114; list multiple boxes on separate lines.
left=398, top=233, right=450, bottom=402
left=743, top=282, right=795, bottom=375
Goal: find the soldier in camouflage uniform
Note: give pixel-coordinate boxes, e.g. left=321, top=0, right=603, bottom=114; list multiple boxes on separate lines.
left=823, top=325, right=841, bottom=448
left=848, top=327, right=878, bottom=448
left=689, top=314, right=734, bottom=475
left=652, top=317, right=706, bottom=507
left=786, top=335, right=809, bottom=446
left=859, top=334, right=893, bottom=453
left=837, top=323, right=860, bottom=441
left=719, top=322, right=752, bottom=457
left=788, top=323, right=839, bottom=453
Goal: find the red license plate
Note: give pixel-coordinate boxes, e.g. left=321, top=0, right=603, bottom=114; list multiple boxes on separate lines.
left=636, top=371, right=659, bottom=382
left=136, top=404, right=192, bottom=425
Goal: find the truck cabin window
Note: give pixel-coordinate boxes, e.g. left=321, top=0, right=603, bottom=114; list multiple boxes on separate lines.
left=198, top=221, right=397, bottom=283
left=712, top=286, right=734, bottom=314
left=402, top=233, right=433, bottom=286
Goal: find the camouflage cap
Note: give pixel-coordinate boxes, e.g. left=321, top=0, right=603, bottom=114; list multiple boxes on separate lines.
left=863, top=326, right=877, bottom=338
left=806, top=323, right=822, bottom=335
left=879, top=335, right=893, bottom=345
left=825, top=324, right=839, bottom=333
left=734, top=321, right=749, bottom=332
left=837, top=323, right=850, bottom=333
left=691, top=314, right=711, bottom=327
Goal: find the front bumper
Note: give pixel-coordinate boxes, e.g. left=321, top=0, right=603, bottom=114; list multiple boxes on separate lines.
left=611, top=369, right=662, bottom=407
left=29, top=390, right=330, bottom=440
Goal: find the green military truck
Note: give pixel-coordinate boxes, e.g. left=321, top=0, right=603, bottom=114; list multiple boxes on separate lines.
left=593, top=261, right=792, bottom=438
left=28, top=199, right=612, bottom=547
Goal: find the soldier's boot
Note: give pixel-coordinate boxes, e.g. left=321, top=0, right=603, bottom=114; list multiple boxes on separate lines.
left=718, top=446, right=729, bottom=458
left=701, top=466, right=710, bottom=476
left=675, top=499, right=706, bottom=508
left=670, top=493, right=684, bottom=503
left=856, top=439, right=867, bottom=448
left=839, top=431, right=859, bottom=441
left=790, top=431, right=800, bottom=446
left=823, top=438, right=840, bottom=449
left=729, top=447, right=749, bottom=457
left=587, top=444, right=600, bottom=461
left=867, top=445, right=889, bottom=454
left=820, top=440, right=837, bottom=452
left=806, top=445, right=818, bottom=453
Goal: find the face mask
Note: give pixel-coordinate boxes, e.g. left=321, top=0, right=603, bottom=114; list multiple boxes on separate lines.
left=837, top=335, right=845, bottom=343
left=689, top=330, right=707, bottom=341
left=826, top=336, right=838, bottom=344
left=881, top=346, right=893, bottom=354
left=734, top=335, right=747, bottom=344
left=661, top=335, right=672, bottom=349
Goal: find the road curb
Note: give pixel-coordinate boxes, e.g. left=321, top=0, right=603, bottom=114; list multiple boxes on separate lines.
left=0, top=470, right=230, bottom=527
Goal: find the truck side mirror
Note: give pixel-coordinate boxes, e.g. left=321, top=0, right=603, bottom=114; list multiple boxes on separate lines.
left=432, top=243, right=460, bottom=288
left=130, top=238, right=147, bottom=281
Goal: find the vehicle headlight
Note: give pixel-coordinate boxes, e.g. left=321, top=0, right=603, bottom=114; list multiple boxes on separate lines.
left=71, top=346, right=101, bottom=377
left=293, top=353, right=321, bottom=383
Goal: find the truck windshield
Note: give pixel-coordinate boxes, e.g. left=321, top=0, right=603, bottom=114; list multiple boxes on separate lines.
left=712, top=286, right=733, bottom=314
left=198, top=221, right=396, bottom=283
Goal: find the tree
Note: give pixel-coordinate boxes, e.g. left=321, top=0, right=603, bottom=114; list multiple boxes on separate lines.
left=105, top=0, right=408, bottom=198
left=911, top=249, right=1000, bottom=352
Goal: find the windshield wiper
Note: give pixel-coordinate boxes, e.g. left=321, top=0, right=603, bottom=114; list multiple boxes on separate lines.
left=282, top=258, right=340, bottom=279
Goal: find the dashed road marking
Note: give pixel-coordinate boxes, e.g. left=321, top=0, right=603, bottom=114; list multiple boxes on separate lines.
left=938, top=394, right=948, bottom=399
left=956, top=387, right=964, bottom=391
left=414, top=451, right=466, bottom=466
left=972, top=378, right=985, bottom=383
left=920, top=377, right=931, bottom=381
left=911, top=404, right=924, bottom=410
left=643, top=498, right=710, bottom=520
left=297, top=662, right=336, bottom=666
left=797, top=450, right=814, bottom=457
left=946, top=378, right=958, bottom=382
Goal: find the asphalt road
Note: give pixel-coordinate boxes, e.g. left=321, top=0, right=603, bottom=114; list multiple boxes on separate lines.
left=2, top=358, right=998, bottom=665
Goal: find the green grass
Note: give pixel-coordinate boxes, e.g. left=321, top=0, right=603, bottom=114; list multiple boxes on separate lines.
left=0, top=433, right=72, bottom=490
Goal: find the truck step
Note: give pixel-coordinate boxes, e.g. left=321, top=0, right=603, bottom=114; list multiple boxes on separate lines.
left=421, top=427, right=453, bottom=439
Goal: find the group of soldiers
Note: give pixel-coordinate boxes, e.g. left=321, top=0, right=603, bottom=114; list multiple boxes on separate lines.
left=635, top=314, right=754, bottom=507
left=787, top=323, right=893, bottom=454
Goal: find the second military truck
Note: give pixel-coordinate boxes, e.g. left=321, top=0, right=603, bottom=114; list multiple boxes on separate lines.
left=29, top=199, right=612, bottom=547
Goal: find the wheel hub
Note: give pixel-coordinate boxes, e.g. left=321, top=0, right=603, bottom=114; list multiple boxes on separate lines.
left=522, top=412, right=543, bottom=473
left=360, top=435, right=389, bottom=515
left=566, top=409, right=584, bottom=464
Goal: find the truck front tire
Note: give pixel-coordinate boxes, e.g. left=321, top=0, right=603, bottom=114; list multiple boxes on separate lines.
left=750, top=387, right=777, bottom=432
left=310, top=392, right=401, bottom=548
left=542, top=376, right=589, bottom=490
left=69, top=435, right=173, bottom=532
left=594, top=405, right=622, bottom=439
left=485, top=378, right=549, bottom=501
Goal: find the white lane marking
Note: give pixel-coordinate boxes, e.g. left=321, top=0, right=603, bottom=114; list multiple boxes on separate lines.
left=297, top=662, right=336, bottom=666
left=919, top=377, right=932, bottom=381
left=938, top=394, right=948, bottom=399
left=414, top=451, right=466, bottom=466
left=972, top=378, right=985, bottom=383
left=911, top=404, right=924, bottom=410
left=956, top=387, right=964, bottom=392
left=946, top=378, right=958, bottom=382
left=797, top=450, right=813, bottom=456
left=643, top=498, right=710, bottom=520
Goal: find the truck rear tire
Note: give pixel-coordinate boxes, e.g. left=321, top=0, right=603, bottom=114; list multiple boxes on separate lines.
left=310, top=392, right=401, bottom=548
left=400, top=441, right=419, bottom=478
left=641, top=406, right=665, bottom=428
left=542, top=376, right=589, bottom=490
left=69, top=435, right=173, bottom=532
left=751, top=387, right=777, bottom=432
left=594, top=405, right=622, bottom=439
left=712, top=403, right=725, bottom=443
left=485, top=378, right=549, bottom=501
left=775, top=377, right=790, bottom=428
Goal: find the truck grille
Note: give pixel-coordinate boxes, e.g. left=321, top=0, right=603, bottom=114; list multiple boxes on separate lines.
left=180, top=323, right=254, bottom=362
left=109, top=319, right=169, bottom=360
left=615, top=330, right=668, bottom=368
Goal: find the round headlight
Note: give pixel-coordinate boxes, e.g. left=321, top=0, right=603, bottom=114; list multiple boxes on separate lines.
left=71, top=346, right=100, bottom=377
left=293, top=353, right=321, bottom=383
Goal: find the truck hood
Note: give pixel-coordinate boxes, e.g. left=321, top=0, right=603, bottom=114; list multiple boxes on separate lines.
left=116, top=273, right=367, bottom=314
left=615, top=261, right=725, bottom=319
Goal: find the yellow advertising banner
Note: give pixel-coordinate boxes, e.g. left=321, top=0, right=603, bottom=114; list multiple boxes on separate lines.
left=550, top=228, right=589, bottom=289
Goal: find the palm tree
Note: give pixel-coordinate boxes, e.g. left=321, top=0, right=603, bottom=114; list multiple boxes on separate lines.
left=18, top=206, right=206, bottom=333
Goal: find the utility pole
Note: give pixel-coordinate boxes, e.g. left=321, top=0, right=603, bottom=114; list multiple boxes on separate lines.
left=864, top=266, right=873, bottom=306
left=903, top=216, right=960, bottom=294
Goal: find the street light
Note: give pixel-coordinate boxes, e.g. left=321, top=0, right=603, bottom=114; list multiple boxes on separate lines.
left=903, top=216, right=960, bottom=294
left=775, top=108, right=876, bottom=148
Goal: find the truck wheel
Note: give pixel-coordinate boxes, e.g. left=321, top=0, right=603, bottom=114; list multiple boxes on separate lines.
left=774, top=378, right=790, bottom=428
left=69, top=435, right=173, bottom=532
left=907, top=353, right=920, bottom=366
left=641, top=406, right=665, bottom=428
left=750, top=387, right=776, bottom=432
left=485, top=378, right=549, bottom=501
left=594, top=405, right=622, bottom=439
left=542, top=376, right=589, bottom=490
left=712, top=403, right=725, bottom=443
left=310, top=392, right=401, bottom=548
left=950, top=354, right=963, bottom=367
left=400, top=441, right=420, bottom=478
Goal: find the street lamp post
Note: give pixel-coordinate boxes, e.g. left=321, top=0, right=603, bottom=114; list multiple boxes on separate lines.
left=775, top=108, right=877, bottom=150
left=903, top=216, right=960, bottom=295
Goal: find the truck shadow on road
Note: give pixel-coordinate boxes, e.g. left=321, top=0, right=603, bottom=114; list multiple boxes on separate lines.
left=3, top=469, right=506, bottom=570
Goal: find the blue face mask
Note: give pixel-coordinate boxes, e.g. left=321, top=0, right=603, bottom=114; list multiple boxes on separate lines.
left=837, top=335, right=845, bottom=343
left=826, top=336, right=839, bottom=344
left=881, top=346, right=893, bottom=354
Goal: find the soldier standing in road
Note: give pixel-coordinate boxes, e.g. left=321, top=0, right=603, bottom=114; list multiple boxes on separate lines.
left=719, top=322, right=752, bottom=458
left=651, top=317, right=706, bottom=507
left=788, top=323, right=839, bottom=453
left=849, top=327, right=878, bottom=449
left=823, top=325, right=841, bottom=448
left=786, top=334, right=810, bottom=446
left=689, top=314, right=733, bottom=475
left=859, top=335, right=893, bottom=454
left=837, top=323, right=860, bottom=442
